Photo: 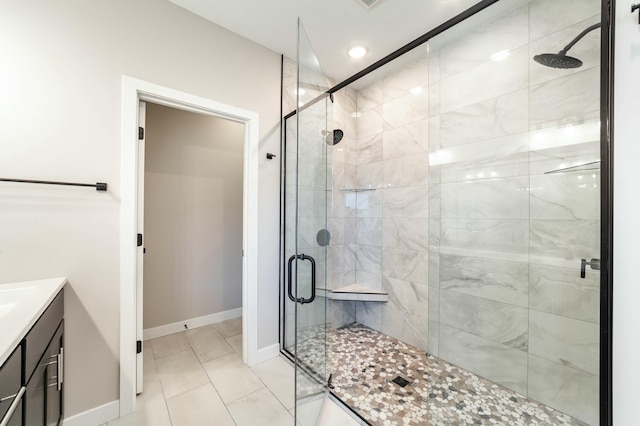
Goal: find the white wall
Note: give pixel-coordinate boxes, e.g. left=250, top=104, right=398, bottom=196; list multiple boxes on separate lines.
left=144, top=103, right=244, bottom=329
left=0, top=0, right=281, bottom=419
left=613, top=0, right=640, bottom=423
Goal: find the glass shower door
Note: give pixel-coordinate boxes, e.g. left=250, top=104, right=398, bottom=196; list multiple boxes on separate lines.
left=426, top=1, right=602, bottom=423
left=291, top=18, right=333, bottom=425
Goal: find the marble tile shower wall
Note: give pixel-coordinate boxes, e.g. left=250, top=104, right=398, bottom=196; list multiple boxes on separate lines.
left=428, top=1, right=600, bottom=424
left=329, top=86, right=358, bottom=328
left=349, top=56, right=431, bottom=351
left=282, top=56, right=358, bottom=338
left=282, top=57, right=333, bottom=341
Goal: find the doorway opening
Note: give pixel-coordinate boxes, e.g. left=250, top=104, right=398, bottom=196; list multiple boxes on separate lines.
left=140, top=101, right=245, bottom=391
left=120, top=76, right=260, bottom=416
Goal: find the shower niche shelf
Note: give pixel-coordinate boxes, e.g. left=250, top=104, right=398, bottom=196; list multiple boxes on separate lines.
left=338, top=188, right=377, bottom=192
left=330, top=284, right=388, bottom=302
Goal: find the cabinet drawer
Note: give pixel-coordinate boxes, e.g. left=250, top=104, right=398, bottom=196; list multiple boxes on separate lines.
left=45, top=323, right=63, bottom=426
left=0, top=344, right=22, bottom=422
left=24, top=289, right=63, bottom=383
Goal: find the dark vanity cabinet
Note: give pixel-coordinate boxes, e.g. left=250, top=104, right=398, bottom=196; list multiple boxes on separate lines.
left=44, top=325, right=63, bottom=426
left=24, top=290, right=64, bottom=426
left=0, top=289, right=64, bottom=426
left=0, top=345, right=23, bottom=426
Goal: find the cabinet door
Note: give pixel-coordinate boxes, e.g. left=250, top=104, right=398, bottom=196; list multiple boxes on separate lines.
left=25, top=357, right=46, bottom=426
left=45, top=324, right=63, bottom=426
left=0, top=345, right=23, bottom=426
left=25, top=322, right=63, bottom=426
left=2, top=399, right=22, bottom=426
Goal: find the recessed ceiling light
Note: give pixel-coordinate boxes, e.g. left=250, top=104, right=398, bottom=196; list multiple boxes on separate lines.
left=354, top=0, right=384, bottom=10
left=348, top=46, right=367, bottom=59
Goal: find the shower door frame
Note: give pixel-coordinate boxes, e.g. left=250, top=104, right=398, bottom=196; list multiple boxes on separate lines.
left=279, top=0, right=615, bottom=424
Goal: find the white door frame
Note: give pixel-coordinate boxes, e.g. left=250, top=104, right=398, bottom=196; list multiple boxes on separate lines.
left=119, top=76, right=260, bottom=416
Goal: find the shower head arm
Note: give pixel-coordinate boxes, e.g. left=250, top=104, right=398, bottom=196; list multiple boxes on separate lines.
left=559, top=23, right=601, bottom=55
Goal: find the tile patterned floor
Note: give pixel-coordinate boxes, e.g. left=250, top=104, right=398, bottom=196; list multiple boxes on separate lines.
left=105, top=318, right=296, bottom=426
left=322, top=323, right=589, bottom=426
left=104, top=319, right=588, bottom=425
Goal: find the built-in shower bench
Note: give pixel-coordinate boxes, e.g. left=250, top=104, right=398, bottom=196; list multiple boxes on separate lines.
left=329, top=284, right=388, bottom=302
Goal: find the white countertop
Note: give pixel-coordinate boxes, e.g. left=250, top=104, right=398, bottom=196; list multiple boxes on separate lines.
left=0, top=277, right=66, bottom=366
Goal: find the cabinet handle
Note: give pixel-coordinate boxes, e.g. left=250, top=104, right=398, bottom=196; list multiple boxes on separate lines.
left=0, top=392, right=19, bottom=404
left=0, top=386, right=25, bottom=426
left=58, top=347, right=64, bottom=391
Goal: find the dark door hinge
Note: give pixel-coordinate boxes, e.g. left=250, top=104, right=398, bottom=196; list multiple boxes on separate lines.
left=136, top=340, right=142, bottom=354
left=137, top=233, right=143, bottom=247
left=138, top=127, right=144, bottom=140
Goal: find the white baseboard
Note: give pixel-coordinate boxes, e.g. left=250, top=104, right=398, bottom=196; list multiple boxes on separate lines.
left=255, top=343, right=280, bottom=364
left=143, top=307, right=242, bottom=340
left=63, top=400, right=119, bottom=426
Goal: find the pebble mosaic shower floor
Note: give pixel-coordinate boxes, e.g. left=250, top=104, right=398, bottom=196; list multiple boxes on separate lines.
left=297, top=323, right=588, bottom=426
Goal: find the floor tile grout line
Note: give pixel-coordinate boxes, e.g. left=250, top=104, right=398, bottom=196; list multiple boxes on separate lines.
left=202, top=350, right=268, bottom=407
left=144, top=322, right=259, bottom=425
left=188, top=328, right=240, bottom=425
left=147, top=348, right=174, bottom=426
left=134, top=322, right=244, bottom=426
left=225, top=385, right=295, bottom=422
left=249, top=356, right=297, bottom=416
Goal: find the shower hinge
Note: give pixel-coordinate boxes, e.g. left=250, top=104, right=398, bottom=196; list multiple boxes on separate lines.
left=327, top=373, right=335, bottom=390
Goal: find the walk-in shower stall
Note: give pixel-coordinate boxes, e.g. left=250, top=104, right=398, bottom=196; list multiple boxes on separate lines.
left=281, top=0, right=611, bottom=425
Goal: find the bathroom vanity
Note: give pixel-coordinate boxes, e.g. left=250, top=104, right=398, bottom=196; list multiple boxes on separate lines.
left=0, top=278, right=66, bottom=426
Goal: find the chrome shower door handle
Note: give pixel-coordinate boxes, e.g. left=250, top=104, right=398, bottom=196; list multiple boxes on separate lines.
left=287, top=254, right=316, bottom=304
left=580, top=258, right=601, bottom=278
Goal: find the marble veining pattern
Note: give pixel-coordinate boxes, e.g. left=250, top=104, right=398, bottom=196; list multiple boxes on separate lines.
left=439, top=289, right=529, bottom=350
left=529, top=67, right=600, bottom=129
left=382, top=120, right=429, bottom=160
left=439, top=218, right=529, bottom=258
left=439, top=136, right=530, bottom=185
left=529, top=0, right=601, bottom=42
left=439, top=254, right=529, bottom=307
left=438, top=5, right=529, bottom=81
left=439, top=89, right=529, bottom=148
left=529, top=264, right=599, bottom=324
left=382, top=56, right=429, bottom=103
left=438, top=324, right=528, bottom=396
left=439, top=45, right=529, bottom=113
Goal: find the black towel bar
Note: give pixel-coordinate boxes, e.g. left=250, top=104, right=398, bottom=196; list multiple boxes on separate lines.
left=0, top=178, right=108, bottom=191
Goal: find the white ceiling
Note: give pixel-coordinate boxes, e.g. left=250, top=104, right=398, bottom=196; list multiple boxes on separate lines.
left=169, top=0, right=481, bottom=83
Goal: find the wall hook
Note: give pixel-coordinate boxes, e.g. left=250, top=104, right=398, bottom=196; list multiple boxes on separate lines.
left=633, top=3, right=640, bottom=24
left=266, top=153, right=277, bottom=160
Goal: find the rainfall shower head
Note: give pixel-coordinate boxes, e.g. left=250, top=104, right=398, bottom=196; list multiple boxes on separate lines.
left=323, top=129, right=344, bottom=146
left=533, top=53, right=583, bottom=69
left=533, top=23, right=600, bottom=69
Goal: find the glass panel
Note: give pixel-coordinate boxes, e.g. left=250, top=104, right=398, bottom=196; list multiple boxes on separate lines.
left=293, top=18, right=333, bottom=425
left=282, top=1, right=602, bottom=424
left=427, top=1, right=601, bottom=424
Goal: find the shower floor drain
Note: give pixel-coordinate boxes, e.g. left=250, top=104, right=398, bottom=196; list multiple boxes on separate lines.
left=391, top=376, right=410, bottom=387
